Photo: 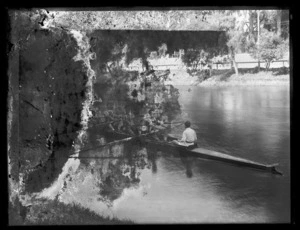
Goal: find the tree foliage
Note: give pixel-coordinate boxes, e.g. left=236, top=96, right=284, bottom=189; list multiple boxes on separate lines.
left=249, top=28, right=288, bottom=71
left=181, top=49, right=212, bottom=72
left=89, top=30, right=226, bottom=77
left=204, top=10, right=289, bottom=75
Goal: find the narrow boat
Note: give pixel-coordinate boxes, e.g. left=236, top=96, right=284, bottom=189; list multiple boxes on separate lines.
left=143, top=138, right=283, bottom=175
left=77, top=128, right=283, bottom=175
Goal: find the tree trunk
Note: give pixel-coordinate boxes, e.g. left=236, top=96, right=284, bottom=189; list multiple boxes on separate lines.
left=266, top=61, right=271, bottom=72
left=230, top=47, right=239, bottom=75
left=142, top=58, right=149, bottom=71
left=276, top=10, right=282, bottom=36
left=249, top=10, right=254, bottom=38
left=232, top=58, right=239, bottom=76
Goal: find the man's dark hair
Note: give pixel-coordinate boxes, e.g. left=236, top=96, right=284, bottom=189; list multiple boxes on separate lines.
left=185, top=121, right=191, bottom=128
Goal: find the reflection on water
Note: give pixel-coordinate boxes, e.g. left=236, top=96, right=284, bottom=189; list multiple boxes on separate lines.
left=177, top=86, right=290, bottom=163
left=34, top=143, right=158, bottom=218
left=31, top=85, right=290, bottom=223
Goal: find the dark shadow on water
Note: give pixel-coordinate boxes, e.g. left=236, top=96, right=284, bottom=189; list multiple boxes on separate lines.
left=147, top=148, right=159, bottom=174
left=179, top=152, right=193, bottom=178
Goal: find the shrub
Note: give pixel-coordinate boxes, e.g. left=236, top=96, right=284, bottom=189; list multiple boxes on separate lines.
left=249, top=29, right=288, bottom=71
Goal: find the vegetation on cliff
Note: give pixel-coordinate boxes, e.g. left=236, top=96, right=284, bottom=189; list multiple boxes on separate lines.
left=9, top=197, right=133, bottom=225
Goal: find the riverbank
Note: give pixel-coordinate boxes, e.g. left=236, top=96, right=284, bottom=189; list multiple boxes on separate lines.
left=9, top=197, right=133, bottom=225
left=198, top=71, right=290, bottom=87
left=167, top=68, right=290, bottom=86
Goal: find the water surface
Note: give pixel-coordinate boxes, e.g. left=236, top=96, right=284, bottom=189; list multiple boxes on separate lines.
left=33, top=85, right=290, bottom=223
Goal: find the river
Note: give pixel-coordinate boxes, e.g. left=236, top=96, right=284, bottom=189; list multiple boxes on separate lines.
left=31, top=85, right=290, bottom=223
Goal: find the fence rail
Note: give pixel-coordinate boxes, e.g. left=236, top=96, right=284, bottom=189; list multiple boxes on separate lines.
left=213, top=60, right=289, bottom=70
left=126, top=60, right=289, bottom=71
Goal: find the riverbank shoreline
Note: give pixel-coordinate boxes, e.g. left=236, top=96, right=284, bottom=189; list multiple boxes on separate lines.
left=197, top=72, right=290, bottom=87
left=167, top=69, right=290, bottom=87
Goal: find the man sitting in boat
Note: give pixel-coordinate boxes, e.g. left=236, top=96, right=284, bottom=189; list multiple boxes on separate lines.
left=173, top=121, right=198, bottom=149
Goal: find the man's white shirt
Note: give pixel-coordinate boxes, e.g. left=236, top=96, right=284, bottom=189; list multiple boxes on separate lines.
left=181, top=127, right=197, bottom=142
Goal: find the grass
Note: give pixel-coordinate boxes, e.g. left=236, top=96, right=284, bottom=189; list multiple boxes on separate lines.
left=168, top=67, right=289, bottom=87
left=197, top=68, right=290, bottom=87
left=9, top=197, right=134, bottom=225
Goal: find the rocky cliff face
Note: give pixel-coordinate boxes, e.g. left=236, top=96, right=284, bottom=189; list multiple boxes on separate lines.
left=8, top=11, right=88, bottom=196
